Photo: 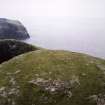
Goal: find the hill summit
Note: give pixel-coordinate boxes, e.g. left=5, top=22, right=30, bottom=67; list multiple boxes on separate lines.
left=0, top=50, right=105, bottom=105
left=0, top=18, right=30, bottom=40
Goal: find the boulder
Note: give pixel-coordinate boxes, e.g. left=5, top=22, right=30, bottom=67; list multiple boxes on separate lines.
left=0, top=18, right=30, bottom=40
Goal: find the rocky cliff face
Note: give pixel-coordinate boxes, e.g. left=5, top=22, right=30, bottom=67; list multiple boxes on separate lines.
left=0, top=18, right=30, bottom=40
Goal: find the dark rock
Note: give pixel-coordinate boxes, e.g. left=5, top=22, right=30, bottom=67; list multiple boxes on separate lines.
left=0, top=18, right=30, bottom=40
left=0, top=39, right=38, bottom=64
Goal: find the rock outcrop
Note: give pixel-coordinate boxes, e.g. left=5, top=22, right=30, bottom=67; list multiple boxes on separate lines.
left=0, top=18, right=30, bottom=40
left=0, top=39, right=38, bottom=64
left=0, top=50, right=105, bottom=105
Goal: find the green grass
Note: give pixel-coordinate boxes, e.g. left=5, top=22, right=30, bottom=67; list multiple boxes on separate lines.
left=0, top=50, right=105, bottom=105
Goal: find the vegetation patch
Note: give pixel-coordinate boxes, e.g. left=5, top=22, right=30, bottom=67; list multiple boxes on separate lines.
left=0, top=50, right=105, bottom=105
left=0, top=39, right=39, bottom=64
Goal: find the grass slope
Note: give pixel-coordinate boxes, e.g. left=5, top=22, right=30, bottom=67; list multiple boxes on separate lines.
left=0, top=50, right=105, bottom=105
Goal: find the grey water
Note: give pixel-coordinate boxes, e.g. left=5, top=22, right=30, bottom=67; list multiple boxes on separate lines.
left=21, top=16, right=105, bottom=59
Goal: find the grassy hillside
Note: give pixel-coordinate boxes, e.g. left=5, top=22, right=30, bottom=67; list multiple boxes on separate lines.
left=0, top=50, right=105, bottom=105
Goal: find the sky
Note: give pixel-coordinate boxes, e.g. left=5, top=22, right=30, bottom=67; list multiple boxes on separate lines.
left=0, top=0, right=105, bottom=18
left=0, top=0, right=105, bottom=58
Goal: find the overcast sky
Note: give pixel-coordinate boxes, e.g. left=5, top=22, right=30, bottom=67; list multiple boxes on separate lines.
left=0, top=0, right=105, bottom=58
left=0, top=0, right=105, bottom=18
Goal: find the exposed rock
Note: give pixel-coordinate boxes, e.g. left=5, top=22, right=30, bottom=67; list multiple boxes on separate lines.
left=0, top=18, right=30, bottom=40
left=0, top=39, right=38, bottom=63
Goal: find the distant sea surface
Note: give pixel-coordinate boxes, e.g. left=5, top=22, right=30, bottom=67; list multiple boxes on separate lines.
left=23, top=16, right=105, bottom=59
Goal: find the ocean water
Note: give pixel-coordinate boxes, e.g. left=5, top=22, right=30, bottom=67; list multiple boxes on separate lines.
left=22, top=16, right=105, bottom=58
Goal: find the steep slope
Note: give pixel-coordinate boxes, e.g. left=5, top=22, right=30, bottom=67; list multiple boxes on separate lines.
left=0, top=39, right=39, bottom=63
left=0, top=50, right=105, bottom=105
